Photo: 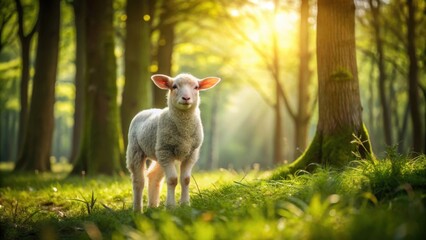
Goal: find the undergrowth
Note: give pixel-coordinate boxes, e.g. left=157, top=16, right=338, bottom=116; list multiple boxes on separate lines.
left=0, top=155, right=425, bottom=239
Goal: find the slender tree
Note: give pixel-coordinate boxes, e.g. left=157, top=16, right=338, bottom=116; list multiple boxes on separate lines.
left=121, top=0, right=152, bottom=147
left=406, top=0, right=423, bottom=153
left=272, top=0, right=283, bottom=165
left=14, top=0, right=38, bottom=164
left=72, top=0, right=122, bottom=175
left=368, top=0, right=392, bottom=147
left=153, top=0, right=176, bottom=108
left=69, top=0, right=86, bottom=164
left=294, top=0, right=313, bottom=158
left=276, top=0, right=373, bottom=175
left=15, top=0, right=60, bottom=172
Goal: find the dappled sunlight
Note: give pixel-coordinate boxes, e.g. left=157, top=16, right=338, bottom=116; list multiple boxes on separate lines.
left=215, top=87, right=274, bottom=168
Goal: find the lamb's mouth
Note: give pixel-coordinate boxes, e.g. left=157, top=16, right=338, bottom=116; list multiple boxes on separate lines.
left=179, top=101, right=192, bottom=106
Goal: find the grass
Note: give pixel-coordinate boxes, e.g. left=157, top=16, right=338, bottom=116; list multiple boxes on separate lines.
left=0, top=155, right=425, bottom=240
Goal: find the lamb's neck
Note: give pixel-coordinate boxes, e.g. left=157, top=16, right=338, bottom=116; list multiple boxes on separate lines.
left=169, top=106, right=200, bottom=123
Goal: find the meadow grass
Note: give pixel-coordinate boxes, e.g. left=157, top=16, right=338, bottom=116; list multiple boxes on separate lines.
left=0, top=155, right=425, bottom=240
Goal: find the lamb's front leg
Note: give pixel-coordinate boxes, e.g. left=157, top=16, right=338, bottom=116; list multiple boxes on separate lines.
left=180, top=153, right=197, bottom=205
left=147, top=161, right=164, bottom=207
left=159, top=160, right=178, bottom=207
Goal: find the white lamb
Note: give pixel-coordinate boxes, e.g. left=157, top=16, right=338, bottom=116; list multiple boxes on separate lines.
left=126, top=73, right=221, bottom=212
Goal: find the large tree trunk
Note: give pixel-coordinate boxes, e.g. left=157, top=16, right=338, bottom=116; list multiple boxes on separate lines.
left=15, top=0, right=60, bottom=172
left=120, top=0, right=152, bottom=148
left=69, top=0, right=86, bottom=164
left=294, top=0, right=312, bottom=158
left=153, top=0, right=175, bottom=108
left=369, top=0, right=392, bottom=147
left=72, top=0, right=122, bottom=175
left=280, top=0, right=373, bottom=175
left=14, top=0, right=38, bottom=164
left=406, top=0, right=423, bottom=153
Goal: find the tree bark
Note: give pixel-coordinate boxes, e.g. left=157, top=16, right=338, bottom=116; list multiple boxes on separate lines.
left=406, top=0, right=423, bottom=153
left=121, top=0, right=152, bottom=148
left=14, top=0, right=38, bottom=164
left=153, top=0, right=175, bottom=108
left=276, top=0, right=373, bottom=175
left=69, top=0, right=86, bottom=164
left=72, top=0, right=123, bottom=175
left=15, top=0, right=60, bottom=172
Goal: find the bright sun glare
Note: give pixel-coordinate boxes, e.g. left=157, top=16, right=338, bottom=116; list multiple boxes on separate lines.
left=230, top=1, right=299, bottom=47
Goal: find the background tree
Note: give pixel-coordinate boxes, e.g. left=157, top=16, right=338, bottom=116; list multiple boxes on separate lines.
left=72, top=0, right=122, bottom=175
left=218, top=0, right=316, bottom=164
left=0, top=0, right=19, bottom=163
left=368, top=0, right=393, bottom=147
left=15, top=0, right=60, bottom=172
left=69, top=0, right=86, bottom=164
left=406, top=0, right=423, bottom=153
left=294, top=0, right=313, bottom=158
left=153, top=0, right=176, bottom=108
left=120, top=0, right=152, bottom=147
left=281, top=0, right=373, bottom=174
left=14, top=0, right=38, bottom=163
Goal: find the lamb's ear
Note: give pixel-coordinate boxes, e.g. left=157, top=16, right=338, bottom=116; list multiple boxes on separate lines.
left=151, top=74, right=172, bottom=90
left=198, top=77, right=221, bottom=91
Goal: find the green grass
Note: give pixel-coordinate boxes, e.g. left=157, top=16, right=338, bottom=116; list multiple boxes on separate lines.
left=1, top=155, right=425, bottom=240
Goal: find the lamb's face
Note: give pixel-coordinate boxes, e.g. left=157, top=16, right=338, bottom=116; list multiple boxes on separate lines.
left=169, top=76, right=200, bottom=110
left=151, top=73, right=221, bottom=111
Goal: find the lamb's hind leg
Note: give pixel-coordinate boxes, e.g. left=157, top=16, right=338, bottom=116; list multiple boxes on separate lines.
left=147, top=161, right=164, bottom=207
left=127, top=150, right=146, bottom=212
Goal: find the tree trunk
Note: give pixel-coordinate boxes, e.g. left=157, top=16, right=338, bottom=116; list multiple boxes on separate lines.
left=274, top=85, right=283, bottom=165
left=72, top=0, right=122, bottom=175
left=207, top=88, right=220, bottom=170
left=279, top=0, right=373, bottom=175
left=14, top=0, right=38, bottom=164
left=15, top=0, right=60, bottom=172
left=406, top=0, right=423, bottom=153
left=121, top=0, right=152, bottom=148
left=153, top=0, right=175, bottom=108
left=69, top=0, right=86, bottom=164
left=369, top=0, right=392, bottom=147
left=294, top=0, right=312, bottom=158
left=421, top=87, right=426, bottom=153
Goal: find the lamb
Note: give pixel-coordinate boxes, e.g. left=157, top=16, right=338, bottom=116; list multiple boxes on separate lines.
left=126, top=73, right=221, bottom=212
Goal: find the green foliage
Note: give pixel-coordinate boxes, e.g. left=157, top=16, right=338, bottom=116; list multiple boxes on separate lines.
left=70, top=191, right=97, bottom=215
left=1, top=155, right=425, bottom=239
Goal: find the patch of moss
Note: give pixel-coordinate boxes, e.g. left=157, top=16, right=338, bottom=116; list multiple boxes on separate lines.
left=330, top=67, right=353, bottom=81
left=272, top=124, right=375, bottom=179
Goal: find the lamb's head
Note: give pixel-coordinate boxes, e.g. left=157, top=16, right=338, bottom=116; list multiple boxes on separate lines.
left=151, top=73, right=221, bottom=111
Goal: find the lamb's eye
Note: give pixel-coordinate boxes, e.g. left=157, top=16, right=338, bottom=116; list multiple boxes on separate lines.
left=172, top=85, right=178, bottom=89
left=194, top=86, right=199, bottom=90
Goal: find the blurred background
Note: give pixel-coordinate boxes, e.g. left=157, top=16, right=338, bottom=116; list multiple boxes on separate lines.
left=0, top=0, right=425, bottom=171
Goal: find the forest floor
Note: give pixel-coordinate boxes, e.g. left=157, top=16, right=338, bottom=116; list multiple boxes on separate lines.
left=0, top=155, right=426, bottom=240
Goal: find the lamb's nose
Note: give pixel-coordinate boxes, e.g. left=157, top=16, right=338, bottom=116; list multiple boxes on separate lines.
left=182, top=96, right=190, bottom=101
